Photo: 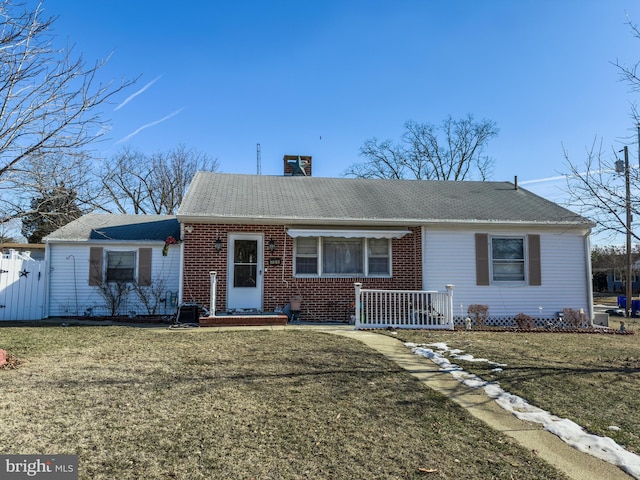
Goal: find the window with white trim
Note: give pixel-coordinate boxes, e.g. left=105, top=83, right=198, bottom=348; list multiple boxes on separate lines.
left=368, top=238, right=390, bottom=275
left=106, top=250, right=136, bottom=282
left=612, top=271, right=639, bottom=282
left=294, top=237, right=391, bottom=277
left=323, top=238, right=363, bottom=274
left=294, top=237, right=318, bottom=275
left=491, top=237, right=525, bottom=282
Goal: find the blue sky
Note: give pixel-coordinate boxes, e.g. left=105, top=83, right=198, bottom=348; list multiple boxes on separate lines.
left=42, top=0, right=640, bottom=208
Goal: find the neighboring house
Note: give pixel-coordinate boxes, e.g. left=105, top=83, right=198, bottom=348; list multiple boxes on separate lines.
left=1, top=243, right=46, bottom=261
left=602, top=271, right=640, bottom=295
left=599, top=259, right=640, bottom=294
left=176, top=156, right=595, bottom=325
left=44, top=214, right=181, bottom=318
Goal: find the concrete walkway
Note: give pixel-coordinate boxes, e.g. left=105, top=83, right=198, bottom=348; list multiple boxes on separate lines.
left=328, top=328, right=633, bottom=480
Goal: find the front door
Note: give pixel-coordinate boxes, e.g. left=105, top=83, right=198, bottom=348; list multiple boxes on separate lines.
left=227, top=234, right=263, bottom=311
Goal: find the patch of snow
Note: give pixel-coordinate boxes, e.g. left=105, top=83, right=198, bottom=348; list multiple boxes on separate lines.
left=407, top=342, right=640, bottom=479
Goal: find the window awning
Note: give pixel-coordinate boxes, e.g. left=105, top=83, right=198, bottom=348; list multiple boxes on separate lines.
left=286, top=228, right=411, bottom=239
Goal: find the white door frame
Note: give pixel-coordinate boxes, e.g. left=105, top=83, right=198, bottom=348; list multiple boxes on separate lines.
left=226, top=233, right=263, bottom=311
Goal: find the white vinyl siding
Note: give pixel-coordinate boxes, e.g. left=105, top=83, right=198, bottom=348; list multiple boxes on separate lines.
left=46, top=242, right=180, bottom=317
left=423, top=227, right=589, bottom=319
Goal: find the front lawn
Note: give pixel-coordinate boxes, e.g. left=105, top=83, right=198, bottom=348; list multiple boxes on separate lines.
left=388, top=329, right=640, bottom=456
left=0, top=326, right=567, bottom=480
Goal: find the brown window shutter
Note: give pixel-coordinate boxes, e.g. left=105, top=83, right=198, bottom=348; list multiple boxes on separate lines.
left=475, top=233, right=490, bottom=286
left=89, top=247, right=103, bottom=286
left=528, top=235, right=541, bottom=286
left=138, top=248, right=152, bottom=286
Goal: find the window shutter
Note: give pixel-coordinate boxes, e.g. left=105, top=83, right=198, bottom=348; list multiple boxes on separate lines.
left=475, top=233, right=490, bottom=286
left=138, top=248, right=152, bottom=286
left=89, top=247, right=103, bottom=286
left=528, top=234, right=541, bottom=286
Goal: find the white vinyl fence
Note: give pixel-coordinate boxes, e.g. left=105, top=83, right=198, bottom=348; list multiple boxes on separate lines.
left=354, top=283, right=454, bottom=330
left=0, top=250, right=46, bottom=321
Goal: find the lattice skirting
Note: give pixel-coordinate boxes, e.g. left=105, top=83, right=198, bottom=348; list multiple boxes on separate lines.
left=453, top=316, right=575, bottom=329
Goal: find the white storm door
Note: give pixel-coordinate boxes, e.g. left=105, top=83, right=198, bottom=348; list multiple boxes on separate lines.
left=227, top=234, right=263, bottom=310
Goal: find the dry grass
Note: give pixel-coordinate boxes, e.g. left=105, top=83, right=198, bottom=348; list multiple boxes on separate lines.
left=387, top=329, right=640, bottom=456
left=0, top=326, right=567, bottom=480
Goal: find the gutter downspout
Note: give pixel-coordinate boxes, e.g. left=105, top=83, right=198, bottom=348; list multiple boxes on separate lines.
left=585, top=232, right=594, bottom=327
left=43, top=239, right=51, bottom=319
left=178, top=223, right=185, bottom=305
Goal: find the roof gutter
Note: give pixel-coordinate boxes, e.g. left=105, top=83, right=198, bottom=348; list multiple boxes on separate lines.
left=44, top=239, right=167, bottom=244
left=176, top=214, right=593, bottom=230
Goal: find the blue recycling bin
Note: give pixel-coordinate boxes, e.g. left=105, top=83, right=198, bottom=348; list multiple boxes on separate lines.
left=617, top=296, right=640, bottom=316
left=618, top=295, right=626, bottom=308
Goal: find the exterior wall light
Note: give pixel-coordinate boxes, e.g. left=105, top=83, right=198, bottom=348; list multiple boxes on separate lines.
left=268, top=238, right=276, bottom=252
left=214, top=237, right=223, bottom=252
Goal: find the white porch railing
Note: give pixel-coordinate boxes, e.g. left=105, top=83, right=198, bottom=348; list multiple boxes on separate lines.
left=354, top=283, right=454, bottom=330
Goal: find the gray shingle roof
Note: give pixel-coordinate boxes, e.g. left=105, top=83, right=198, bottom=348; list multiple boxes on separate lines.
left=45, top=214, right=180, bottom=242
left=177, top=172, right=591, bottom=227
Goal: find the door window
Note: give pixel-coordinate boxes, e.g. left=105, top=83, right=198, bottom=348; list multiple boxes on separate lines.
left=233, top=239, right=258, bottom=287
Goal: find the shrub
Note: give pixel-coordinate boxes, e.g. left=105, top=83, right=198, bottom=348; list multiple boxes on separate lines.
left=132, top=277, right=169, bottom=315
left=468, top=304, right=489, bottom=326
left=95, top=281, right=131, bottom=316
left=514, top=312, right=536, bottom=329
left=562, top=308, right=586, bottom=328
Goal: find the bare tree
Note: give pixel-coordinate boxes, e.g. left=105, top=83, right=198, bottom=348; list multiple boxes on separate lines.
left=612, top=18, right=640, bottom=94
left=563, top=139, right=640, bottom=242
left=99, top=144, right=219, bottom=214
left=564, top=19, right=640, bottom=242
left=0, top=0, right=134, bottom=223
left=345, top=115, right=499, bottom=180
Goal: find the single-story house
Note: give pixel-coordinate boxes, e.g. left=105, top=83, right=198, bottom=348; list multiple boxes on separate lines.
left=1, top=242, right=45, bottom=261
left=176, top=156, right=595, bottom=326
left=44, top=214, right=181, bottom=318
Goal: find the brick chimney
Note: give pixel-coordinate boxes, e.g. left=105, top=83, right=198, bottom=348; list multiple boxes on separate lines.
left=283, top=155, right=312, bottom=176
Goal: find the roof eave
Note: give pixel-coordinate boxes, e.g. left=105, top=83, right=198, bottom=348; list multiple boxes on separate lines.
left=176, top=214, right=593, bottom=230
left=46, top=238, right=168, bottom=244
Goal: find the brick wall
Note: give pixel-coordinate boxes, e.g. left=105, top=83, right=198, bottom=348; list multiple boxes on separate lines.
left=182, top=224, right=422, bottom=322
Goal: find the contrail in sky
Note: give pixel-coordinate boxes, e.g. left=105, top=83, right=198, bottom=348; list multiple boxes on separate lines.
left=114, top=75, right=162, bottom=111
left=519, top=175, right=567, bottom=185
left=519, top=167, right=622, bottom=186
left=115, top=108, right=184, bottom=144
